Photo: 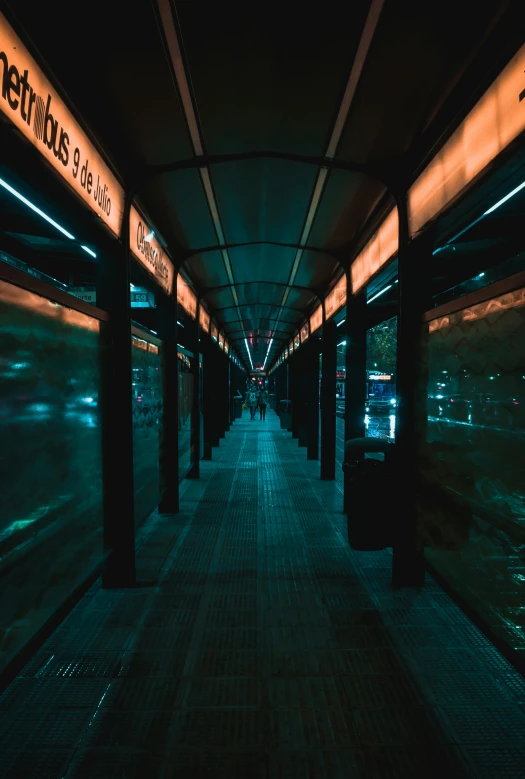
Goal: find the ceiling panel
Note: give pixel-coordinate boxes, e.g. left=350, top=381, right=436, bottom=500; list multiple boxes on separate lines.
left=212, top=160, right=318, bottom=245
left=176, top=2, right=370, bottom=155
left=185, top=250, right=230, bottom=291
left=228, top=244, right=295, bottom=287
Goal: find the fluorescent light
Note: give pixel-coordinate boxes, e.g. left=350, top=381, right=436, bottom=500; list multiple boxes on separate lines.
left=81, top=245, right=96, bottom=258
left=262, top=338, right=273, bottom=370
left=367, top=284, right=392, bottom=303
left=0, top=177, right=75, bottom=239
left=337, top=319, right=346, bottom=327
left=177, top=321, right=184, bottom=328
left=484, top=180, right=525, bottom=215
left=432, top=179, right=525, bottom=256
left=244, top=338, right=254, bottom=369
left=337, top=340, right=346, bottom=347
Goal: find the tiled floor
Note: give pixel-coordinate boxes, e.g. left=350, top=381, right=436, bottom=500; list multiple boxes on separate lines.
left=1, top=411, right=525, bottom=777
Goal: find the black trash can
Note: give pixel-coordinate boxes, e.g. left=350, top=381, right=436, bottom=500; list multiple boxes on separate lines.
left=342, top=437, right=396, bottom=551
left=279, top=399, right=292, bottom=431
left=268, top=393, right=276, bottom=410
left=234, top=398, right=243, bottom=419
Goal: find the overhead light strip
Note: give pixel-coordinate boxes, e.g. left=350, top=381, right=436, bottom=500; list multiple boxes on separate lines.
left=273, top=0, right=384, bottom=370
left=433, top=179, right=525, bottom=256
left=262, top=338, right=273, bottom=370
left=0, top=177, right=75, bottom=240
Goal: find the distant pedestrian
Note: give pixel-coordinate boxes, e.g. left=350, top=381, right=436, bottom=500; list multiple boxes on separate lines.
left=245, top=387, right=258, bottom=420
left=258, top=387, right=268, bottom=420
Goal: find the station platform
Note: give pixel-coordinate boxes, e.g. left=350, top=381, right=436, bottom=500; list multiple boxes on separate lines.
left=1, top=410, right=525, bottom=778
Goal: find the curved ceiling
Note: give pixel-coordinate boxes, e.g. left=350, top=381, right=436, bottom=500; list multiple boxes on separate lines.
left=5, top=0, right=519, bottom=369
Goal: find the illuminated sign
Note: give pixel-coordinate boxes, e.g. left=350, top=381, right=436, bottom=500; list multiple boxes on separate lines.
left=289, top=340, right=294, bottom=353
left=293, top=334, right=300, bottom=349
left=0, top=13, right=124, bottom=236
left=409, top=43, right=525, bottom=235
left=199, top=305, right=210, bottom=333
left=176, top=273, right=197, bottom=318
left=324, top=274, right=347, bottom=320
left=130, top=207, right=174, bottom=295
left=218, top=333, right=224, bottom=349
left=336, top=370, right=345, bottom=379
left=224, top=340, right=229, bottom=354
left=211, top=323, right=218, bottom=341
left=369, top=373, right=392, bottom=381
left=300, top=322, right=309, bottom=342
left=351, top=209, right=398, bottom=293
left=310, top=305, right=322, bottom=334
left=69, top=287, right=96, bottom=304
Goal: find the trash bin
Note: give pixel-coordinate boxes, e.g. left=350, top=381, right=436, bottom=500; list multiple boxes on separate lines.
left=279, top=399, right=292, bottom=431
left=342, top=437, right=396, bottom=551
left=268, top=393, right=276, bottom=410
left=234, top=398, right=243, bottom=419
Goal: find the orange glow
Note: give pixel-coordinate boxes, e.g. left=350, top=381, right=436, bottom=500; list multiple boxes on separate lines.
left=310, top=304, right=323, bottom=334
left=176, top=273, right=197, bottom=318
left=350, top=208, right=399, bottom=293
left=428, top=316, right=450, bottom=333
left=0, top=14, right=123, bottom=236
left=300, top=322, right=309, bottom=342
left=132, top=336, right=148, bottom=351
left=130, top=207, right=174, bottom=295
left=218, top=333, right=224, bottom=348
left=211, top=323, right=218, bottom=341
left=462, top=285, right=525, bottom=322
left=409, top=43, right=525, bottom=235
left=0, top=279, right=100, bottom=332
left=199, top=305, right=210, bottom=333
left=324, top=274, right=347, bottom=320
left=224, top=340, right=229, bottom=354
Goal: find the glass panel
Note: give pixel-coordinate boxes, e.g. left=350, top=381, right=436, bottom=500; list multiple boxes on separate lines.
left=132, top=334, right=162, bottom=526
left=365, top=316, right=397, bottom=442
left=422, top=285, right=525, bottom=652
left=0, top=279, right=103, bottom=675
left=178, top=351, right=193, bottom=479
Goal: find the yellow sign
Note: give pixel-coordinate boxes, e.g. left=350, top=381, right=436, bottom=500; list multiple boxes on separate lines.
left=351, top=209, right=398, bottom=294
left=0, top=13, right=124, bottom=236
left=130, top=206, right=174, bottom=295
left=176, top=272, right=197, bottom=316
left=409, top=43, right=525, bottom=235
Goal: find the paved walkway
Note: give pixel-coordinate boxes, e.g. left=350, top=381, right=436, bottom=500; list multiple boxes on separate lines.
left=1, top=410, right=525, bottom=777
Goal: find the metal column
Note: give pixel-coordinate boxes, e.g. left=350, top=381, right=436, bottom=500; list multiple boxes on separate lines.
left=392, top=218, right=433, bottom=587
left=304, top=336, right=320, bottom=460
left=187, top=309, right=200, bottom=479
left=320, top=319, right=337, bottom=480
left=157, top=295, right=180, bottom=514
left=97, top=214, right=136, bottom=588
left=343, top=289, right=367, bottom=512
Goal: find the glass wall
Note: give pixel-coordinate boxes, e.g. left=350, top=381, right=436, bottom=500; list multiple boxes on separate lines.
left=421, top=285, right=525, bottom=653
left=178, top=351, right=194, bottom=480
left=366, top=316, right=397, bottom=441
left=0, top=279, right=104, bottom=674
left=132, top=333, right=162, bottom=526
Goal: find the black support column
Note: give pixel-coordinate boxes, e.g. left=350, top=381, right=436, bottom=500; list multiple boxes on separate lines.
left=202, top=337, right=219, bottom=457
left=304, top=336, right=320, bottom=460
left=156, top=295, right=180, bottom=514
left=97, top=224, right=136, bottom=588
left=320, top=319, right=337, bottom=480
left=187, top=309, right=200, bottom=479
left=392, top=215, right=433, bottom=587
left=343, top=288, right=367, bottom=513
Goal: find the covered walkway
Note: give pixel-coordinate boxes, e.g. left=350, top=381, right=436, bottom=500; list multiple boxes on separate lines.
left=1, top=411, right=524, bottom=778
